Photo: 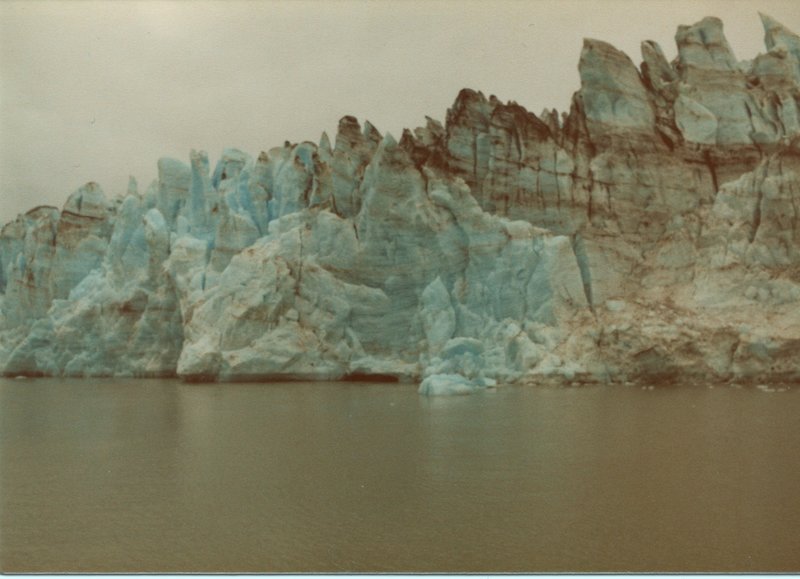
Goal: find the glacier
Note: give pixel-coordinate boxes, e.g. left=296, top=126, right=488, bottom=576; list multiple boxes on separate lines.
left=1, top=15, right=800, bottom=394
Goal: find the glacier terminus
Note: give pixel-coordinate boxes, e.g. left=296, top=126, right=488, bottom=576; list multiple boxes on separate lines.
left=1, top=15, right=799, bottom=394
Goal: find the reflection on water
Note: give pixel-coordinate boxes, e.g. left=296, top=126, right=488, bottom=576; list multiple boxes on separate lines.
left=1, top=379, right=799, bottom=572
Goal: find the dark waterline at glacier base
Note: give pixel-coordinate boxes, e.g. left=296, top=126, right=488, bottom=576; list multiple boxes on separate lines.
left=1, top=378, right=799, bottom=572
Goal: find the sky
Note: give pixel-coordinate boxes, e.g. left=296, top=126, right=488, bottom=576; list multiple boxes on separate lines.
left=1, top=0, right=799, bottom=223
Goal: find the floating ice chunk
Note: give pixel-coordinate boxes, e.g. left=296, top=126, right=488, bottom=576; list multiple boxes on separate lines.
left=418, top=373, right=494, bottom=396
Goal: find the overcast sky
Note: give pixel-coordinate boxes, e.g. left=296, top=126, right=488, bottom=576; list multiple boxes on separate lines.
left=1, top=0, right=798, bottom=223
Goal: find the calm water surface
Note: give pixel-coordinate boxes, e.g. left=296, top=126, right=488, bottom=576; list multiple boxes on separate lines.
left=1, top=378, right=799, bottom=572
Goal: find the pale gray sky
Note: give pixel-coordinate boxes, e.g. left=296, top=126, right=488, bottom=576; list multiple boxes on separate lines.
left=1, top=0, right=798, bottom=223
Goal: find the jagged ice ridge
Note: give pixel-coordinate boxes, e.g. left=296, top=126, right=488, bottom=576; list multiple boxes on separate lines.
left=2, top=15, right=800, bottom=394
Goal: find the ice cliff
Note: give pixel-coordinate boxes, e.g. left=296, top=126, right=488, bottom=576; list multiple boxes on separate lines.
left=2, top=15, right=800, bottom=393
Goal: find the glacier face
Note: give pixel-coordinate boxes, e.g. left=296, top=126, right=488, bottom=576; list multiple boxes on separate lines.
left=2, top=15, right=800, bottom=394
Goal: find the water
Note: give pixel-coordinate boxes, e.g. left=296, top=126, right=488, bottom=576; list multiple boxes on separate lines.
left=1, top=378, right=798, bottom=572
